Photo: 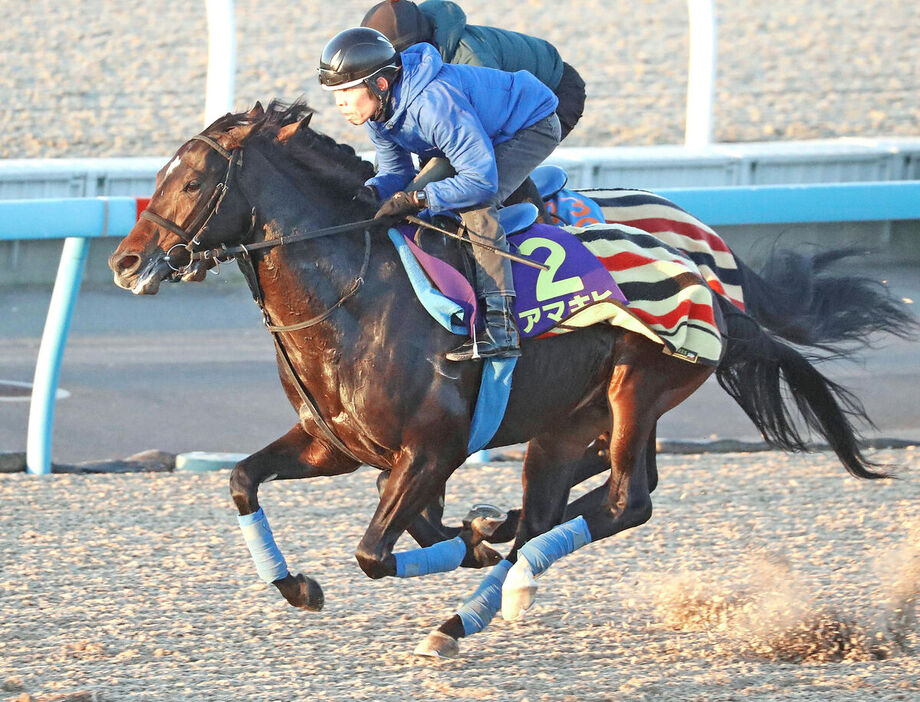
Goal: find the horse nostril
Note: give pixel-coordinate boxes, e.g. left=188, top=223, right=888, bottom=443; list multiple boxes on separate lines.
left=112, top=252, right=141, bottom=275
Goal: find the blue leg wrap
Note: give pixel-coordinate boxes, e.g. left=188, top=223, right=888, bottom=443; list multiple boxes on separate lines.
left=457, top=559, right=513, bottom=636
left=519, top=516, right=592, bottom=576
left=237, top=507, right=289, bottom=584
left=394, top=536, right=466, bottom=578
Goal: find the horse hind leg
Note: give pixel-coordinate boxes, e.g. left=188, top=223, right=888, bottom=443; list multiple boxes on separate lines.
left=230, top=423, right=360, bottom=611
left=416, top=409, right=608, bottom=658
left=580, top=353, right=710, bottom=544
left=484, top=433, right=612, bottom=545
left=502, top=338, right=714, bottom=621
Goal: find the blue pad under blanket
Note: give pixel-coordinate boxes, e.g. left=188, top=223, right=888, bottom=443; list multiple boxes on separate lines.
left=388, top=229, right=516, bottom=455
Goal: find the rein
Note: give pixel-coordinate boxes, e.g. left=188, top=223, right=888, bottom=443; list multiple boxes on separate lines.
left=146, top=131, right=371, bottom=464
left=189, top=216, right=380, bottom=263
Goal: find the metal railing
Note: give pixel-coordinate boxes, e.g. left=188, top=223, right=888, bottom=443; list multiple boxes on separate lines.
left=2, top=181, right=919, bottom=473
left=0, top=197, right=147, bottom=474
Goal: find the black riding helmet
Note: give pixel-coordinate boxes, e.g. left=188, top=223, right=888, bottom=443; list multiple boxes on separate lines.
left=361, top=0, right=434, bottom=52
left=318, top=27, right=401, bottom=97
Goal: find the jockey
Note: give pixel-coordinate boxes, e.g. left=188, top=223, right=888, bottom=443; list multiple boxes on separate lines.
left=319, top=27, right=561, bottom=361
left=360, top=0, right=586, bottom=140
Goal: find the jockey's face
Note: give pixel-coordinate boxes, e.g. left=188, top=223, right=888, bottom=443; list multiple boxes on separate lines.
left=334, top=84, right=380, bottom=125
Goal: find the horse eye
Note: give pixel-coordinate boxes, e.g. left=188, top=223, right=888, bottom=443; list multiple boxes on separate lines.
left=184, top=180, right=201, bottom=193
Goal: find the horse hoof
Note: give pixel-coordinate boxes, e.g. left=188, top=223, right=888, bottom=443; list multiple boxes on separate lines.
left=501, top=557, right=537, bottom=621
left=414, top=630, right=459, bottom=659
left=461, top=542, right=503, bottom=569
left=463, top=503, right=507, bottom=539
left=277, top=573, right=325, bottom=611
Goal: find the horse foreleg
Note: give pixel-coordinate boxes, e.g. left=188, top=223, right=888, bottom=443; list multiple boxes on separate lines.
left=229, top=422, right=360, bottom=610
left=375, top=470, right=502, bottom=568
left=355, top=444, right=467, bottom=580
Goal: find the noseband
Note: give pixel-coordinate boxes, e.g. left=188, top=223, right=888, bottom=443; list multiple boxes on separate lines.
left=139, top=134, right=244, bottom=272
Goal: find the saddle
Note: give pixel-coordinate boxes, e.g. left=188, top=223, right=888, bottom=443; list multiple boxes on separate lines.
left=392, top=206, right=724, bottom=367
left=388, top=185, right=727, bottom=453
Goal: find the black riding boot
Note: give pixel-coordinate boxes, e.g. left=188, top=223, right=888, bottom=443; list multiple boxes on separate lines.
left=446, top=294, right=521, bottom=362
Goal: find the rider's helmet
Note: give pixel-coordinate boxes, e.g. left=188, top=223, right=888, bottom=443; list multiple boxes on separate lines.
left=318, top=27, right=401, bottom=103
left=361, top=0, right=434, bottom=52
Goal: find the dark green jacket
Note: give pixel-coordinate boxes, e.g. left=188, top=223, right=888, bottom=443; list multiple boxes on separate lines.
left=418, top=0, right=564, bottom=90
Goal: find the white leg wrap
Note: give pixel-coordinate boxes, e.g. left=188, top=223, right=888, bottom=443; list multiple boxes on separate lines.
left=500, top=556, right=537, bottom=621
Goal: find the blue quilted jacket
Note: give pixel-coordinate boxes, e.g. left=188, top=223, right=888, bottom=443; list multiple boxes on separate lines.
left=365, top=43, right=558, bottom=212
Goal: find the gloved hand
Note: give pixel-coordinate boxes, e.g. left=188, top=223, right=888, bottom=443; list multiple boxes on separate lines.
left=353, top=185, right=379, bottom=206
left=374, top=191, right=424, bottom=220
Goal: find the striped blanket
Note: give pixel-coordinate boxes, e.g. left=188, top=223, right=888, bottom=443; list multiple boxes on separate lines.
left=398, top=188, right=746, bottom=365
left=533, top=223, right=727, bottom=365
left=587, top=188, right=745, bottom=311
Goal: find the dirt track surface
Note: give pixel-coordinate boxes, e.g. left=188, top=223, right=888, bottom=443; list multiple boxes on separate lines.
left=2, top=1, right=918, bottom=159
left=2, top=447, right=919, bottom=701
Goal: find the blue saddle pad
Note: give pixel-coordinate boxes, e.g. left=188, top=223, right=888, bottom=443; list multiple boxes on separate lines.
left=388, top=228, right=515, bottom=455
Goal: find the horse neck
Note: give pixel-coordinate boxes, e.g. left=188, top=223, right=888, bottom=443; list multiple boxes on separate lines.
left=235, top=143, right=387, bottom=343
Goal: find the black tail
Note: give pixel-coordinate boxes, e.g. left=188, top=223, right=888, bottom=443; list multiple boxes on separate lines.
left=715, top=296, right=887, bottom=480
left=737, top=247, right=917, bottom=355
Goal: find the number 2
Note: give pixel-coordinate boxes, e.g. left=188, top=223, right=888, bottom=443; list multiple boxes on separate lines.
left=517, top=236, right=585, bottom=302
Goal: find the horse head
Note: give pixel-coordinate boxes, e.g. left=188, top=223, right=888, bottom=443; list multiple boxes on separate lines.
left=109, top=99, right=373, bottom=295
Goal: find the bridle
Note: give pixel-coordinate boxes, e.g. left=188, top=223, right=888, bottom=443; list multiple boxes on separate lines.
left=141, top=133, right=382, bottom=273
left=138, top=130, right=375, bottom=464
left=139, top=134, right=246, bottom=272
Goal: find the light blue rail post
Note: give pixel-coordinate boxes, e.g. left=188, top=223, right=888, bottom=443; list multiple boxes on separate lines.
left=0, top=197, right=144, bottom=475
left=0, top=184, right=917, bottom=475
left=26, top=237, right=90, bottom=474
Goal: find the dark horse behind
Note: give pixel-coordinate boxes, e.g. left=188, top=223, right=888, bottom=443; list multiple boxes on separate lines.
left=109, top=100, right=915, bottom=658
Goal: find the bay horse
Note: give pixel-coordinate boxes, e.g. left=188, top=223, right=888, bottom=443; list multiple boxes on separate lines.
left=109, top=101, right=914, bottom=658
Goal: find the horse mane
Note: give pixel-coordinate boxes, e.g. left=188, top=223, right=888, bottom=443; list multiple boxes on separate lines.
left=205, top=99, right=375, bottom=197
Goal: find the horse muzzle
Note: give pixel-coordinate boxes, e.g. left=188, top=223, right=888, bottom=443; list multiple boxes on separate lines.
left=109, top=248, right=173, bottom=294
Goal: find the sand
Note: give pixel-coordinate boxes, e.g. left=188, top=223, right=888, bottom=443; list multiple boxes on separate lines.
left=1, top=1, right=917, bottom=159
left=2, top=447, right=919, bottom=700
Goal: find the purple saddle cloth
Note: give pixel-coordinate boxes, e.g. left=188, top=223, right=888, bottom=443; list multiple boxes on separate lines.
left=396, top=222, right=627, bottom=339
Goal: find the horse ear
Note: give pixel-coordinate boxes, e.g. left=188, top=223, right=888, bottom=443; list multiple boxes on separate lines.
left=277, top=114, right=314, bottom=144
left=248, top=101, right=265, bottom=119
left=227, top=123, right=258, bottom=147
left=277, top=122, right=299, bottom=143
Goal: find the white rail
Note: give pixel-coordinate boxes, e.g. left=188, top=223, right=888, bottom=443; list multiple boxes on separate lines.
left=204, top=0, right=236, bottom=126
left=685, top=0, right=717, bottom=147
